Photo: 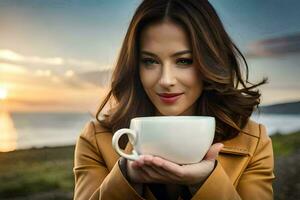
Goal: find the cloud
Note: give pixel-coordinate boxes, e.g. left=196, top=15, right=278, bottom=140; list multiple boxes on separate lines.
left=0, top=49, right=113, bottom=88
left=7, top=98, right=63, bottom=106
left=65, top=70, right=75, bottom=77
left=245, top=33, right=300, bottom=57
left=0, top=62, right=28, bottom=74
left=1, top=65, right=96, bottom=92
left=77, top=70, right=112, bottom=87
left=0, top=49, right=113, bottom=89
left=0, top=49, right=63, bottom=65
left=0, top=49, right=108, bottom=70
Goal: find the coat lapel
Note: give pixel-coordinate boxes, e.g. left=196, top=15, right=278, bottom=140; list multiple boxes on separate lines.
left=219, top=120, right=257, bottom=156
left=216, top=121, right=258, bottom=186
left=94, top=132, right=119, bottom=171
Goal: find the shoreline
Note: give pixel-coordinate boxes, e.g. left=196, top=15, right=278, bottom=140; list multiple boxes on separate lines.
left=3, top=129, right=300, bottom=154
left=0, top=144, right=75, bottom=154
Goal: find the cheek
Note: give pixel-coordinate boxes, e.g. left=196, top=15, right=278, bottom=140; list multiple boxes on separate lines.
left=139, top=69, right=158, bottom=89
left=179, top=69, right=203, bottom=91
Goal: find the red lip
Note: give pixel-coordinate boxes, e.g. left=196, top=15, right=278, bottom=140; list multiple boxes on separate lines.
left=157, top=93, right=183, bottom=104
left=157, top=93, right=183, bottom=97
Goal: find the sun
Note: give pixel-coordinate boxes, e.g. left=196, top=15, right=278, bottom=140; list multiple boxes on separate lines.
left=0, top=87, right=8, bottom=100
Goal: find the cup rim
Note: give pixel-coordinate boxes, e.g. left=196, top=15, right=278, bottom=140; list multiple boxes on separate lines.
left=132, top=116, right=215, bottom=121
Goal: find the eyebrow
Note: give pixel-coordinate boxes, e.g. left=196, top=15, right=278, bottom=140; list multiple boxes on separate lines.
left=141, top=50, right=192, bottom=58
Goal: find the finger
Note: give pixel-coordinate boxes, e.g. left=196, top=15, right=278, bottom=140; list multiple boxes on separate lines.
left=151, top=156, right=185, bottom=179
left=141, top=155, right=183, bottom=182
left=151, top=165, right=181, bottom=182
left=141, top=155, right=154, bottom=165
left=131, top=158, right=145, bottom=168
left=149, top=165, right=167, bottom=176
left=138, top=155, right=165, bottom=182
left=137, top=167, right=152, bottom=183
left=140, top=155, right=170, bottom=180
left=204, top=143, right=224, bottom=161
left=142, top=155, right=190, bottom=183
left=141, top=165, right=168, bottom=183
left=131, top=161, right=141, bottom=169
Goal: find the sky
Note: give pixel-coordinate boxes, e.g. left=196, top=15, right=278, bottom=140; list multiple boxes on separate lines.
left=0, top=0, right=299, bottom=112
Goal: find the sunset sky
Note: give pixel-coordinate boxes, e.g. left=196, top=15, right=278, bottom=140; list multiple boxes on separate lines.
left=0, top=0, right=299, bottom=112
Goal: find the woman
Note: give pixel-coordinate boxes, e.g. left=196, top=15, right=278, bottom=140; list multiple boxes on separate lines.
left=73, top=0, right=275, bottom=199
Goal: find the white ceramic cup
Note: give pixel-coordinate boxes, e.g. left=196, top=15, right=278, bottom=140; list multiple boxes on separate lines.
left=112, top=116, right=215, bottom=164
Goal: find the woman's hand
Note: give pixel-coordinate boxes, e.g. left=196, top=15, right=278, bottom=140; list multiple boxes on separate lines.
left=126, top=143, right=224, bottom=186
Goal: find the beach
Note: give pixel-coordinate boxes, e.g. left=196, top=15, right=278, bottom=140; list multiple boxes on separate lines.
left=0, top=131, right=299, bottom=200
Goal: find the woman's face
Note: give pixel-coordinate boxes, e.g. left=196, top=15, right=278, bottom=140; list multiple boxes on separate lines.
left=139, top=20, right=203, bottom=116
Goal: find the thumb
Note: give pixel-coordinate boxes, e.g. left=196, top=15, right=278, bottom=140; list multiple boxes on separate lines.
left=203, top=143, right=224, bottom=161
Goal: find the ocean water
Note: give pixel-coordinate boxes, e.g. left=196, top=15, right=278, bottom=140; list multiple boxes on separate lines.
left=1, top=112, right=92, bottom=151
left=0, top=111, right=299, bottom=151
left=251, top=113, right=300, bottom=134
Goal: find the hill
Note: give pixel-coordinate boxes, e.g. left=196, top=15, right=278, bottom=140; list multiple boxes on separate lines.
left=257, top=101, right=300, bottom=114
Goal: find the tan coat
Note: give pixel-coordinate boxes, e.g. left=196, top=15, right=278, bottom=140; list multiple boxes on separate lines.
left=73, top=120, right=275, bottom=200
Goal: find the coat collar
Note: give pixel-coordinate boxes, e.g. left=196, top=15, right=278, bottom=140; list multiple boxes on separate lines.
left=221, top=137, right=251, bottom=156
left=220, top=120, right=258, bottom=156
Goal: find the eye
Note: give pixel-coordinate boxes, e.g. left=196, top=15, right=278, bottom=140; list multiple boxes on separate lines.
left=177, top=58, right=193, bottom=65
left=141, top=58, right=159, bottom=65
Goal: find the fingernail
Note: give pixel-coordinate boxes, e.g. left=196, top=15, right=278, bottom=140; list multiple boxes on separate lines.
left=219, top=143, right=224, bottom=148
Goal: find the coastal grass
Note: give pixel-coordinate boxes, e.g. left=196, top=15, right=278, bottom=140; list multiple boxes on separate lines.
left=0, top=146, right=75, bottom=198
left=271, top=130, right=300, bottom=156
left=0, top=131, right=299, bottom=199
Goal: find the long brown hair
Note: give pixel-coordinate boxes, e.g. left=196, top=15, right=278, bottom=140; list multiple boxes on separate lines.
left=95, top=0, right=267, bottom=142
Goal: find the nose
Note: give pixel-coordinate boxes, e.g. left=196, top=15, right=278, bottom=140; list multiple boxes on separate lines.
left=158, top=63, right=176, bottom=87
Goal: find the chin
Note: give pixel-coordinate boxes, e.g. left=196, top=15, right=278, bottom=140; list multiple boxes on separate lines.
left=156, top=109, right=184, bottom=116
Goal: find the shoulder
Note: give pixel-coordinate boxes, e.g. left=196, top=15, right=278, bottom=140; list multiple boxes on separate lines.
left=74, top=120, right=112, bottom=168
left=241, top=119, right=270, bottom=141
left=221, top=119, right=270, bottom=156
left=240, top=120, right=274, bottom=171
left=242, top=119, right=261, bottom=137
left=80, top=119, right=111, bottom=135
left=76, top=120, right=120, bottom=171
left=77, top=120, right=112, bottom=145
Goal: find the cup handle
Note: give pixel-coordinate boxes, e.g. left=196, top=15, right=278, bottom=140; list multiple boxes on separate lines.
left=112, top=128, right=139, bottom=161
